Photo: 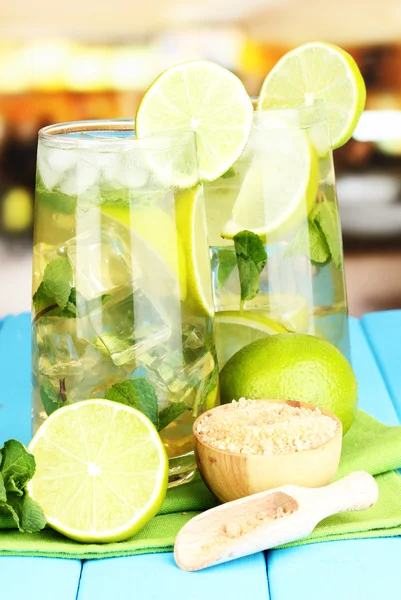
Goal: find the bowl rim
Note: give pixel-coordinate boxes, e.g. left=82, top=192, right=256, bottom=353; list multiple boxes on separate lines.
left=193, top=399, right=343, bottom=459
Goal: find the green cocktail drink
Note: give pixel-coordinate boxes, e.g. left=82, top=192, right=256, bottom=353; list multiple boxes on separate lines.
left=32, top=121, right=218, bottom=487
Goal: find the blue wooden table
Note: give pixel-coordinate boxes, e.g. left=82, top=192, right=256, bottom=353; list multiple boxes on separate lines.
left=1, top=311, right=401, bottom=600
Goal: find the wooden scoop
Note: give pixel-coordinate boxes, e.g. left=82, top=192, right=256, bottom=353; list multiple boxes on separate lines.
left=174, top=471, right=378, bottom=571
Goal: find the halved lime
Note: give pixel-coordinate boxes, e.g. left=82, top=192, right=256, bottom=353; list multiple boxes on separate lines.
left=215, top=310, right=287, bottom=366
left=175, top=186, right=214, bottom=316
left=221, top=121, right=319, bottom=240
left=136, top=60, right=253, bottom=183
left=27, top=400, right=168, bottom=543
left=258, top=42, right=366, bottom=149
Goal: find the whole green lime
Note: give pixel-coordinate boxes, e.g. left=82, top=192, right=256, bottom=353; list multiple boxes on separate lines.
left=220, top=333, right=358, bottom=434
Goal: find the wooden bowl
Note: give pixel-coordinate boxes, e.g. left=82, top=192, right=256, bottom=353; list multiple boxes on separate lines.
left=193, top=399, right=343, bottom=502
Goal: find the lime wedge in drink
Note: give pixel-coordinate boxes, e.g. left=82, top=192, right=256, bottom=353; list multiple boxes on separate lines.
left=175, top=187, right=214, bottom=316
left=101, top=204, right=187, bottom=301
left=258, top=42, right=366, bottom=149
left=136, top=60, right=253, bottom=183
left=221, top=122, right=319, bottom=240
left=27, top=400, right=168, bottom=543
left=215, top=310, right=287, bottom=366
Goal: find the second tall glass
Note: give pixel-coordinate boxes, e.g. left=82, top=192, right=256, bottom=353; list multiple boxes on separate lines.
left=204, top=102, right=350, bottom=368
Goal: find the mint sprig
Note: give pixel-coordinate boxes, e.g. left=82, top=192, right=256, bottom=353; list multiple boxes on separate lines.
left=233, top=230, right=267, bottom=304
left=0, top=440, right=46, bottom=533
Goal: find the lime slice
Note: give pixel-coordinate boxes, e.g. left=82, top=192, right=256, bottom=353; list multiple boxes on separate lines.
left=218, top=291, right=309, bottom=332
left=221, top=122, right=319, bottom=240
left=175, top=186, right=214, bottom=316
left=205, top=381, right=219, bottom=411
left=136, top=60, right=253, bottom=183
left=258, top=42, right=366, bottom=149
left=215, top=310, right=287, bottom=366
left=101, top=204, right=187, bottom=301
left=27, top=400, right=168, bottom=543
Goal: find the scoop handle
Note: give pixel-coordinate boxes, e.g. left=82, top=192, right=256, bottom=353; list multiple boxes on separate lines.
left=311, top=471, right=379, bottom=519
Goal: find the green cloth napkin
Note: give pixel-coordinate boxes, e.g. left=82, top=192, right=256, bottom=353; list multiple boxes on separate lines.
left=0, top=409, right=400, bottom=559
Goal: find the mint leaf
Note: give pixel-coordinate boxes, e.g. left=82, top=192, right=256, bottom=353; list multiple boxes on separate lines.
left=233, top=230, right=267, bottom=303
left=1, top=440, right=35, bottom=493
left=40, top=376, right=65, bottom=416
left=106, top=378, right=158, bottom=428
left=60, top=287, right=77, bottom=318
left=158, top=402, right=187, bottom=432
left=36, top=183, right=77, bottom=215
left=285, top=220, right=330, bottom=265
left=311, top=200, right=342, bottom=269
left=4, top=493, right=47, bottom=533
left=214, top=249, right=237, bottom=292
left=221, top=166, right=236, bottom=179
left=43, top=257, right=73, bottom=310
left=0, top=472, right=6, bottom=502
left=33, top=282, right=55, bottom=313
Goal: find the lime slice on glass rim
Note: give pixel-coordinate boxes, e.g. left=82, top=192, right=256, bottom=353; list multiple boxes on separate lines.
left=215, top=310, right=288, bottom=367
left=221, top=121, right=319, bottom=240
left=258, top=42, right=366, bottom=149
left=136, top=60, right=253, bottom=184
left=27, top=400, right=168, bottom=543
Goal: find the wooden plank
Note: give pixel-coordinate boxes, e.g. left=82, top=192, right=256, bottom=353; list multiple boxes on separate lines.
left=0, top=557, right=82, bottom=600
left=349, top=317, right=399, bottom=424
left=0, top=314, right=82, bottom=600
left=268, top=538, right=401, bottom=600
left=362, top=311, right=401, bottom=420
left=266, top=317, right=401, bottom=600
left=78, top=552, right=270, bottom=600
left=0, top=313, right=32, bottom=446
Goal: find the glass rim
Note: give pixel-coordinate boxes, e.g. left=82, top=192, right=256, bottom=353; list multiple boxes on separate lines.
left=38, top=118, right=197, bottom=151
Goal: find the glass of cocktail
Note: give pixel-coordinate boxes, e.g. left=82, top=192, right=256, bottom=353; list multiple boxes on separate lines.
left=205, top=101, right=351, bottom=368
left=32, top=120, right=218, bottom=487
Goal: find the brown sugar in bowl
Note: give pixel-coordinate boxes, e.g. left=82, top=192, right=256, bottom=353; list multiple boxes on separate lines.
left=193, top=399, right=343, bottom=503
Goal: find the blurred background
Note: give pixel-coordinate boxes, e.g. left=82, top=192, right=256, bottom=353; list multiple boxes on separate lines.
left=1, top=0, right=401, bottom=317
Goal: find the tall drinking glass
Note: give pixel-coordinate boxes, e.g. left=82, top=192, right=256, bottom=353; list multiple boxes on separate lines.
left=32, top=120, right=218, bottom=487
left=204, top=102, right=350, bottom=368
